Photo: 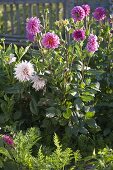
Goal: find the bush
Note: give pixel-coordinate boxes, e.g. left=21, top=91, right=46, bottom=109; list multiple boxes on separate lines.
left=0, top=3, right=113, bottom=169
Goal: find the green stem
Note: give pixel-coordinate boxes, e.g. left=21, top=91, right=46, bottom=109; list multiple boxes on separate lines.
left=81, top=61, right=85, bottom=82
left=86, top=57, right=91, bottom=71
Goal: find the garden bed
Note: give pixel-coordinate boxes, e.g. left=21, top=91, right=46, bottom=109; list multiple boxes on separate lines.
left=0, top=3, right=113, bottom=170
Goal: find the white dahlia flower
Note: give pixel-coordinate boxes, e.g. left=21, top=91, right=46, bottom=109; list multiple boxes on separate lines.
left=14, top=60, right=34, bottom=82
left=31, top=75, right=46, bottom=91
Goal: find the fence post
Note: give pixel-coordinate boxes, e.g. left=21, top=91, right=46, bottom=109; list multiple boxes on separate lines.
left=64, top=0, right=75, bottom=18
left=109, top=0, right=113, bottom=15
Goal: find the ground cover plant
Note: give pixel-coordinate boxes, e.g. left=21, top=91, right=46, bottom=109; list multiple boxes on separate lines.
left=0, top=3, right=113, bottom=169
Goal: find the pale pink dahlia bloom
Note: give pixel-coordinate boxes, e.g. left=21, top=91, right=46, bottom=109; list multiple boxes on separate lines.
left=41, top=32, right=60, bottom=49
left=72, top=29, right=85, bottom=41
left=93, top=7, right=106, bottom=21
left=3, top=135, right=14, bottom=146
left=71, top=6, right=85, bottom=22
left=82, top=4, right=90, bottom=16
left=86, top=34, right=99, bottom=53
left=14, top=61, right=34, bottom=82
left=26, top=17, right=41, bottom=35
left=31, top=75, right=46, bottom=91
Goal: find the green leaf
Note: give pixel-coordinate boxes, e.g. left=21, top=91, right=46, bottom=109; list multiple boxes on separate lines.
left=70, top=91, right=78, bottom=97
left=0, top=114, right=6, bottom=124
left=80, top=95, right=94, bottom=102
left=0, top=147, right=11, bottom=159
left=86, top=119, right=101, bottom=131
left=30, top=99, right=38, bottom=115
left=20, top=45, right=31, bottom=58
left=85, top=112, right=95, bottom=118
left=4, top=161, right=21, bottom=170
left=6, top=44, right=12, bottom=54
left=14, top=44, right=18, bottom=57
left=46, top=107, right=56, bottom=118
left=80, top=82, right=85, bottom=89
left=63, top=109, right=72, bottom=119
left=65, top=124, right=79, bottom=137
left=74, top=98, right=84, bottom=110
left=13, top=111, right=22, bottom=120
left=1, top=102, right=7, bottom=114
left=79, top=127, right=88, bottom=134
left=0, top=159, right=3, bottom=168
left=103, top=128, right=111, bottom=136
left=5, top=84, right=23, bottom=94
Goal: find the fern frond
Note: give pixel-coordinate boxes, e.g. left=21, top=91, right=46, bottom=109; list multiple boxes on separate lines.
left=54, top=133, right=62, bottom=155
left=35, top=146, right=51, bottom=170
left=38, top=146, right=45, bottom=163
left=12, top=127, right=41, bottom=169
left=74, top=150, right=81, bottom=163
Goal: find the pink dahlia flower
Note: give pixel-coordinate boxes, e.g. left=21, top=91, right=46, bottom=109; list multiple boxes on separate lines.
left=86, top=34, right=99, bottom=53
left=26, top=17, right=41, bottom=35
left=27, top=32, right=35, bottom=42
left=3, top=135, right=14, bottom=146
left=71, top=6, right=85, bottom=22
left=93, top=7, right=106, bottom=21
left=82, top=4, right=90, bottom=16
left=41, top=32, right=60, bottom=49
left=72, top=29, right=85, bottom=41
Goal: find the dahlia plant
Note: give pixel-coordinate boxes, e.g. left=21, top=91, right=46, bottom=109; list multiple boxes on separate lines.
left=0, top=4, right=113, bottom=155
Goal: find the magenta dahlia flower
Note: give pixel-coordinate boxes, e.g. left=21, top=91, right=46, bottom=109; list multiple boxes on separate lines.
left=71, top=6, right=85, bottom=22
left=82, top=4, right=90, bottom=16
left=3, top=135, right=14, bottom=146
left=27, top=32, right=35, bottom=42
left=26, top=17, right=41, bottom=35
left=72, top=29, right=85, bottom=41
left=41, top=32, right=60, bottom=49
left=93, top=7, right=106, bottom=21
left=86, top=34, right=99, bottom=53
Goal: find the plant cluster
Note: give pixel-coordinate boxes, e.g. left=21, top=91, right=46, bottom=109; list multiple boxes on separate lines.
left=0, top=3, right=113, bottom=169
left=0, top=128, right=81, bottom=170
left=1, top=128, right=113, bottom=170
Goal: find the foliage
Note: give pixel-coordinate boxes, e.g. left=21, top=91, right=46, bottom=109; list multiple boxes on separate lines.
left=0, top=3, right=113, bottom=169
left=0, top=128, right=113, bottom=170
left=79, top=147, right=113, bottom=170
left=0, top=128, right=81, bottom=170
left=34, top=133, right=74, bottom=170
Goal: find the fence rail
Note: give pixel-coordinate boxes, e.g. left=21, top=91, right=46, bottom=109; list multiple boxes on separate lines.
left=0, top=0, right=65, bottom=4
